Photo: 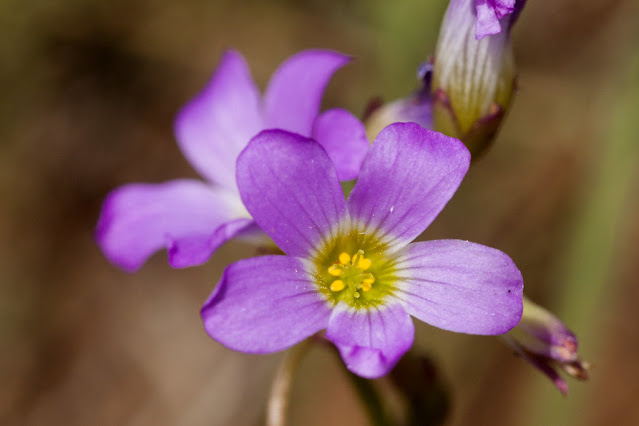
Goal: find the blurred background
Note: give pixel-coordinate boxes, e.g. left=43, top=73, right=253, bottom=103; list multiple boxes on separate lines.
left=1, top=0, right=638, bottom=424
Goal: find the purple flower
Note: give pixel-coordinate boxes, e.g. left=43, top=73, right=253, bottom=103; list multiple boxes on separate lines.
left=201, top=122, right=524, bottom=378
left=503, top=297, right=589, bottom=394
left=96, top=49, right=368, bottom=271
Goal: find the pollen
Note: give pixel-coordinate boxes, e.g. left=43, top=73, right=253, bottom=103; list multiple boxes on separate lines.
left=328, top=264, right=343, bottom=276
left=314, top=231, right=396, bottom=307
left=357, top=257, right=372, bottom=270
left=330, top=280, right=345, bottom=292
left=326, top=249, right=377, bottom=297
left=338, top=252, right=351, bottom=264
left=361, top=274, right=374, bottom=292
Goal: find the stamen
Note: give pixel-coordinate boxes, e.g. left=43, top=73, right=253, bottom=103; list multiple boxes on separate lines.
left=361, top=274, right=375, bottom=292
left=358, top=257, right=372, bottom=270
left=328, top=264, right=343, bottom=276
left=324, top=248, right=378, bottom=299
left=351, top=249, right=364, bottom=266
left=330, top=280, right=345, bottom=292
left=338, top=252, right=351, bottom=265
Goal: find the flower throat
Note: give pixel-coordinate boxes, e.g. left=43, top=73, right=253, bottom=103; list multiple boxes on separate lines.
left=312, top=229, right=398, bottom=308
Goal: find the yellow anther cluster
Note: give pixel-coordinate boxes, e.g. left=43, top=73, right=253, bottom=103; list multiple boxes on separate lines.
left=328, top=250, right=375, bottom=296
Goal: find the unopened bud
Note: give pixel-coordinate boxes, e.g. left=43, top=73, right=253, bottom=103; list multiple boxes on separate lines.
left=502, top=297, right=589, bottom=395
left=431, top=0, right=524, bottom=156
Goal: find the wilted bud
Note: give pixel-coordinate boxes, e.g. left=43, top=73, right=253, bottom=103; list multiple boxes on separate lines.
left=503, top=297, right=589, bottom=395
left=431, top=0, right=525, bottom=156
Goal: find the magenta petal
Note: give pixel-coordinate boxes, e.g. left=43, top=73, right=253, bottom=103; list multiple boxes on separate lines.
left=347, top=123, right=470, bottom=251
left=475, top=0, right=504, bottom=39
left=236, top=130, right=348, bottom=257
left=263, top=50, right=351, bottom=136
left=96, top=179, right=248, bottom=271
left=201, top=256, right=331, bottom=353
left=312, top=108, right=369, bottom=181
left=395, top=240, right=523, bottom=335
left=326, top=302, right=414, bottom=379
left=174, top=50, right=263, bottom=190
left=492, top=0, right=516, bottom=18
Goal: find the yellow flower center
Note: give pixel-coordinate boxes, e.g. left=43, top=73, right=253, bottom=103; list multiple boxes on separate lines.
left=311, top=228, right=398, bottom=308
left=327, top=250, right=376, bottom=298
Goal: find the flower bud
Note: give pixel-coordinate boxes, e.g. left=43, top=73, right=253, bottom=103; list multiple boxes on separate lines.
left=503, top=297, right=589, bottom=395
left=431, top=0, right=525, bottom=156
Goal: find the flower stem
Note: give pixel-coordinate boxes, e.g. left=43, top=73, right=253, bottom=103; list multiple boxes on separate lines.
left=266, top=339, right=312, bottom=426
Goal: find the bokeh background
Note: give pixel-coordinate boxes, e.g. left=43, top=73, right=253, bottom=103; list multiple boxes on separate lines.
left=1, top=0, right=638, bottom=424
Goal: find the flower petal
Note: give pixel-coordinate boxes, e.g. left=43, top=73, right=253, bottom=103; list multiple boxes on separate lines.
left=394, top=240, right=523, bottom=335
left=326, top=301, right=414, bottom=378
left=312, top=108, right=369, bottom=181
left=96, top=179, right=249, bottom=271
left=201, top=256, right=331, bottom=353
left=347, top=123, right=470, bottom=251
left=492, top=0, right=516, bottom=19
left=263, top=50, right=351, bottom=136
left=236, top=130, right=348, bottom=257
left=174, top=50, right=263, bottom=190
left=475, top=0, right=503, bottom=39
left=167, top=217, right=255, bottom=268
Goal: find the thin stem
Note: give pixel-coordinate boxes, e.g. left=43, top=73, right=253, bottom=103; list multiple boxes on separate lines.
left=266, top=339, right=312, bottom=426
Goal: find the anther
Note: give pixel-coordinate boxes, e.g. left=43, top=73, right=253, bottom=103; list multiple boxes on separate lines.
left=330, top=280, right=345, bottom=292
left=358, top=257, right=372, bottom=270
left=361, top=274, right=375, bottom=292
left=328, top=264, right=343, bottom=276
left=338, top=252, right=351, bottom=265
